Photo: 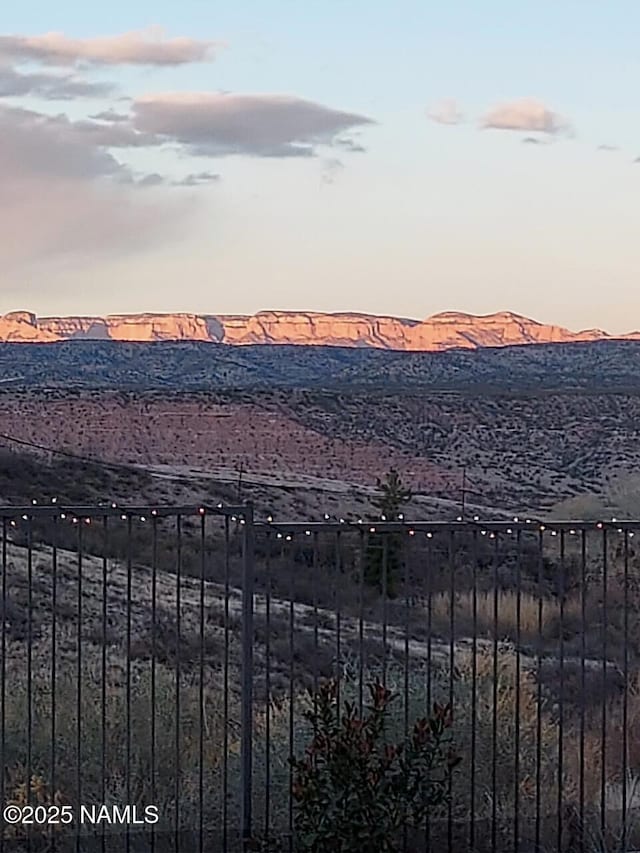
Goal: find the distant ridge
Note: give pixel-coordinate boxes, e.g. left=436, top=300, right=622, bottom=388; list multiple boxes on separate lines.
left=0, top=309, right=638, bottom=352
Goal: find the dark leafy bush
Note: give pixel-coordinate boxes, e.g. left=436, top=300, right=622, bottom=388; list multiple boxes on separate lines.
left=257, top=677, right=460, bottom=852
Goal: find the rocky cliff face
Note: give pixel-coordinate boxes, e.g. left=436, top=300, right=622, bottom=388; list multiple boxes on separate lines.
left=0, top=309, right=635, bottom=351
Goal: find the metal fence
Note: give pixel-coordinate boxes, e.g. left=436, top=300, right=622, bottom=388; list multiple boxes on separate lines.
left=0, top=504, right=638, bottom=852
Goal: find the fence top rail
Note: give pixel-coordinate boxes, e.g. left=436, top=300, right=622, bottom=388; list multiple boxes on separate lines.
left=0, top=503, right=250, bottom=519
left=254, top=518, right=640, bottom=534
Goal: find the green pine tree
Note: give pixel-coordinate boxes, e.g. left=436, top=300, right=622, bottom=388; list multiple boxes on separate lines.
left=364, top=469, right=412, bottom=597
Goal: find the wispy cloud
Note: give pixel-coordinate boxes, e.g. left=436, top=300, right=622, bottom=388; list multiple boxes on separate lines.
left=173, top=171, right=220, bottom=186
left=0, top=65, right=113, bottom=99
left=90, top=109, right=131, bottom=123
left=132, top=92, right=374, bottom=157
left=597, top=144, right=618, bottom=151
left=427, top=99, right=463, bottom=125
left=0, top=27, right=220, bottom=67
left=481, top=98, right=571, bottom=136
left=0, top=104, right=192, bottom=269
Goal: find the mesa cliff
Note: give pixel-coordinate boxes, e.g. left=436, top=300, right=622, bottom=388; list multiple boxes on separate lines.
left=0, top=309, right=637, bottom=351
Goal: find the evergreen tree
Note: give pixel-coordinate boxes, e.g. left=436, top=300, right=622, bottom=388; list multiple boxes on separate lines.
left=364, top=469, right=412, bottom=596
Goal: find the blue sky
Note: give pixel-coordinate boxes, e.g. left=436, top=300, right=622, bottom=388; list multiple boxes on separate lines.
left=0, top=1, right=638, bottom=332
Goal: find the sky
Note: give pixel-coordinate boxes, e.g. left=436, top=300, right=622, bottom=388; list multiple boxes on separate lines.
left=0, top=1, right=639, bottom=333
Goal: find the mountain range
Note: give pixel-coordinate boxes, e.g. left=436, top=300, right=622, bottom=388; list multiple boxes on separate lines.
left=1, top=309, right=638, bottom=351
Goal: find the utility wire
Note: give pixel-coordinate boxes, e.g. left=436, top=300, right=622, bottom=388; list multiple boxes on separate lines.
left=0, top=431, right=148, bottom=475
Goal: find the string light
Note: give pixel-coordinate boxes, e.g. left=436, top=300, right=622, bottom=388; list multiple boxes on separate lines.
left=305, top=530, right=311, bottom=536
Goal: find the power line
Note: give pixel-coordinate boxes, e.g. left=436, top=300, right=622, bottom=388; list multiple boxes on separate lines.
left=0, top=431, right=148, bottom=475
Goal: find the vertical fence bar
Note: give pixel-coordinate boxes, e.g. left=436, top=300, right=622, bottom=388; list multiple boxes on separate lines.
left=312, top=533, right=319, bottom=720
left=76, top=521, right=83, bottom=853
left=402, top=531, right=411, bottom=853
left=557, top=530, right=566, bottom=853
left=288, top=536, right=295, bottom=853
left=622, top=530, right=629, bottom=851
left=448, top=529, right=455, bottom=853
left=491, top=532, right=499, bottom=853
left=469, top=528, right=478, bottom=853
left=150, top=516, right=157, bottom=853
left=579, top=528, right=587, bottom=853
left=0, top=519, right=5, bottom=853
left=223, top=516, right=231, bottom=852
left=263, top=529, right=272, bottom=845
left=334, top=531, right=342, bottom=724
left=424, top=532, right=433, bottom=853
left=125, top=514, right=133, bottom=853
left=26, top=517, right=33, bottom=853
left=514, top=528, right=522, bottom=853
left=100, top=515, right=108, bottom=853
left=601, top=527, right=608, bottom=842
left=240, top=504, right=255, bottom=848
left=382, top=535, right=389, bottom=691
left=198, top=512, right=206, bottom=853
left=52, top=515, right=59, bottom=853
left=535, top=528, right=544, bottom=853
left=358, top=530, right=365, bottom=717
left=175, top=514, right=182, bottom=852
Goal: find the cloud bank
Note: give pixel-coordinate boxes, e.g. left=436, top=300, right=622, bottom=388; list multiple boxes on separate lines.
left=481, top=98, right=571, bottom=135
left=0, top=27, right=220, bottom=66
left=132, top=92, right=374, bottom=157
left=427, top=99, right=463, bottom=125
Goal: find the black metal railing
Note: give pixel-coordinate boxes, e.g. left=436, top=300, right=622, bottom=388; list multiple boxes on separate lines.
left=0, top=506, right=639, bottom=852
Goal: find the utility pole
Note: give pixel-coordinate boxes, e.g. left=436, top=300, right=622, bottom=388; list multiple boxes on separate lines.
left=461, top=466, right=467, bottom=520
left=236, top=460, right=245, bottom=502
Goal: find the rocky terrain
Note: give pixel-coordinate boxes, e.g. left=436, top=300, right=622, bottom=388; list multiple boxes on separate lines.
left=1, top=384, right=639, bottom=515
left=2, top=338, right=640, bottom=393
left=1, top=308, right=639, bottom=351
